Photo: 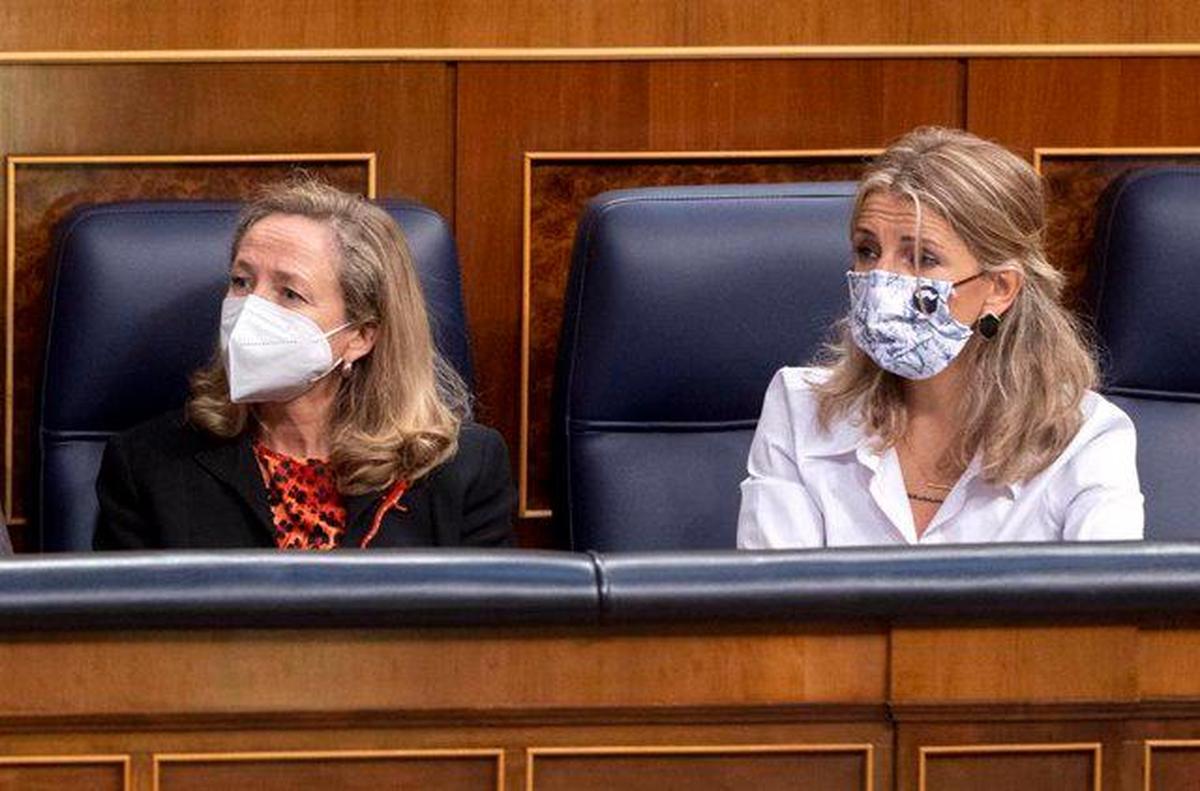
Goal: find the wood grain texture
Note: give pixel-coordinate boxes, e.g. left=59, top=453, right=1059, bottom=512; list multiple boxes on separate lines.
left=529, top=749, right=868, bottom=791
left=1139, top=627, right=1200, bottom=699
left=157, top=754, right=498, bottom=791
left=0, top=627, right=888, bottom=718
left=0, top=761, right=124, bottom=791
left=890, top=625, right=1139, bottom=704
left=921, top=749, right=1096, bottom=791
left=967, top=59, right=1200, bottom=157
left=0, top=1, right=1199, bottom=50
left=457, top=59, right=961, bottom=540
left=1146, top=744, right=1200, bottom=791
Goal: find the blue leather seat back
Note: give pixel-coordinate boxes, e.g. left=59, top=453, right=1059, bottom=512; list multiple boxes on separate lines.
left=555, top=183, right=857, bottom=550
left=39, top=199, right=473, bottom=551
left=1086, top=167, right=1200, bottom=539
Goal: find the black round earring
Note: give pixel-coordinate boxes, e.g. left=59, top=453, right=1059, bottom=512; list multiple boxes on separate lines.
left=977, top=312, right=1001, bottom=339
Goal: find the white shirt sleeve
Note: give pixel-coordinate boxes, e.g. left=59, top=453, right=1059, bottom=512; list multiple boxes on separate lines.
left=737, top=370, right=826, bottom=549
left=1059, top=401, right=1145, bottom=541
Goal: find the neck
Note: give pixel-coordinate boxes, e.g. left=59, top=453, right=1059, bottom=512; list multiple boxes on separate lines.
left=902, top=357, right=966, bottom=421
left=252, top=379, right=339, bottom=459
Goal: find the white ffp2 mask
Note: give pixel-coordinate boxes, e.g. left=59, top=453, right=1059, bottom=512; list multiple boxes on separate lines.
left=220, top=295, right=351, bottom=403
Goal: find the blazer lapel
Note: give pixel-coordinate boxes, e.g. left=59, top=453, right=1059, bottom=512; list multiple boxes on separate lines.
left=339, top=492, right=380, bottom=549
left=193, top=434, right=276, bottom=543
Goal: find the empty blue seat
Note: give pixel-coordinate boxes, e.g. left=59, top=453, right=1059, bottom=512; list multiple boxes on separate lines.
left=39, top=199, right=473, bottom=551
left=554, top=183, right=858, bottom=550
left=1085, top=167, right=1200, bottom=540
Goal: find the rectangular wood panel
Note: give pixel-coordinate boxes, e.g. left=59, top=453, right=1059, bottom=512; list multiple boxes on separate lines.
left=528, top=745, right=872, bottom=791
left=891, top=625, right=1138, bottom=704
left=920, top=745, right=1099, bottom=791
left=155, top=751, right=501, bottom=791
left=967, top=59, right=1200, bottom=156
left=0, top=627, right=888, bottom=718
left=1, top=2, right=1199, bottom=50
left=0, top=756, right=127, bottom=791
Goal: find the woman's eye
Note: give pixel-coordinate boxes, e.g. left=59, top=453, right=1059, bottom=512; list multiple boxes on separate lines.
left=282, top=287, right=306, bottom=303
left=229, top=275, right=249, bottom=291
left=854, top=245, right=879, bottom=262
left=920, top=253, right=940, bottom=268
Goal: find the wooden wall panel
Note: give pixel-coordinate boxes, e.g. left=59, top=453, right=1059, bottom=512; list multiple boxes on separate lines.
left=891, top=625, right=1138, bottom=704
left=0, top=757, right=126, bottom=791
left=528, top=746, right=871, bottom=791
left=967, top=59, right=1200, bottom=157
left=457, top=59, right=962, bottom=542
left=0, top=62, right=451, bottom=549
left=919, top=746, right=1098, bottom=791
left=1, top=1, right=1199, bottom=50
left=156, top=752, right=500, bottom=791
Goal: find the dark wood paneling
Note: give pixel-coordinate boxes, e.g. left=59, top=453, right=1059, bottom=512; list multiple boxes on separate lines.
left=921, top=749, right=1095, bottom=791
left=0, top=761, right=124, bottom=791
left=1148, top=745, right=1200, bottom=790
left=457, top=59, right=962, bottom=542
left=157, top=755, right=497, bottom=791
left=967, top=59, right=1200, bottom=157
left=0, top=62, right=451, bottom=549
left=530, top=749, right=868, bottom=791
left=524, top=155, right=870, bottom=513
left=1, top=1, right=1199, bottom=50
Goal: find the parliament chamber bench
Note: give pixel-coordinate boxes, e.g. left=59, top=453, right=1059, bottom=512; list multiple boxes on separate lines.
left=2, top=543, right=1200, bottom=790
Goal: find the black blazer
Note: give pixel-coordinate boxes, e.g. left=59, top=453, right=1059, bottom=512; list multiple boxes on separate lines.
left=94, top=411, right=515, bottom=550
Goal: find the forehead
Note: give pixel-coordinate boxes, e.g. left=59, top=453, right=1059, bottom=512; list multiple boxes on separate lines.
left=235, top=214, right=339, bottom=275
left=855, top=190, right=957, bottom=241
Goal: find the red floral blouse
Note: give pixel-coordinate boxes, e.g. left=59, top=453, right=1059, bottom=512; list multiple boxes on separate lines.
left=252, top=440, right=346, bottom=550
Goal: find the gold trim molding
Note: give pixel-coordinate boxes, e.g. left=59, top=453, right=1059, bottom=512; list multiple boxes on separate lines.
left=3, top=151, right=377, bottom=525
left=1034, top=146, right=1200, bottom=174
left=1143, top=740, right=1200, bottom=791
left=0, top=754, right=131, bottom=790
left=519, top=148, right=878, bottom=519
left=152, top=748, right=505, bottom=791
left=1, top=43, right=1200, bottom=64
left=525, top=743, right=874, bottom=791
left=918, top=743, right=1102, bottom=791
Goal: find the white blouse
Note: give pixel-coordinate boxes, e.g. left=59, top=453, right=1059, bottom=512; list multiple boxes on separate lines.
left=737, top=367, right=1145, bottom=548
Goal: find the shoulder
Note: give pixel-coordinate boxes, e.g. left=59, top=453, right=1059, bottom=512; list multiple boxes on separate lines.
left=760, top=366, right=830, bottom=414
left=107, top=409, right=217, bottom=460
left=754, top=366, right=855, bottom=454
left=1078, top=391, right=1136, bottom=435
left=424, top=423, right=511, bottom=490
left=1044, top=391, right=1139, bottom=482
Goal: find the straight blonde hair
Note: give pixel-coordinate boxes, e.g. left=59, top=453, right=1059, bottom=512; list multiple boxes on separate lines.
left=187, top=178, right=470, bottom=493
left=815, top=127, right=1097, bottom=484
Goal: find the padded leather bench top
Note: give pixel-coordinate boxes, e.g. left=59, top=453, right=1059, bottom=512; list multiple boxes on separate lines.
left=2, top=543, right=1199, bottom=630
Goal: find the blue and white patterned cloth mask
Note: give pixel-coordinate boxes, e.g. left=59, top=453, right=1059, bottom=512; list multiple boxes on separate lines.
left=846, top=269, right=974, bottom=380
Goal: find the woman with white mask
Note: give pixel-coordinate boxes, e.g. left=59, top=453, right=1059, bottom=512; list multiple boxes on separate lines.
left=737, top=127, right=1144, bottom=548
left=95, top=179, right=514, bottom=549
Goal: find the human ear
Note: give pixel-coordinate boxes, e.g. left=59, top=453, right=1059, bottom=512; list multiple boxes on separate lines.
left=342, top=322, right=378, bottom=364
left=983, top=267, right=1024, bottom=317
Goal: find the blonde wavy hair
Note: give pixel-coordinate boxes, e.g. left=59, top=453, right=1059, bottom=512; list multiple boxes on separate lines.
left=187, top=177, right=471, bottom=493
left=814, top=126, right=1097, bottom=484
